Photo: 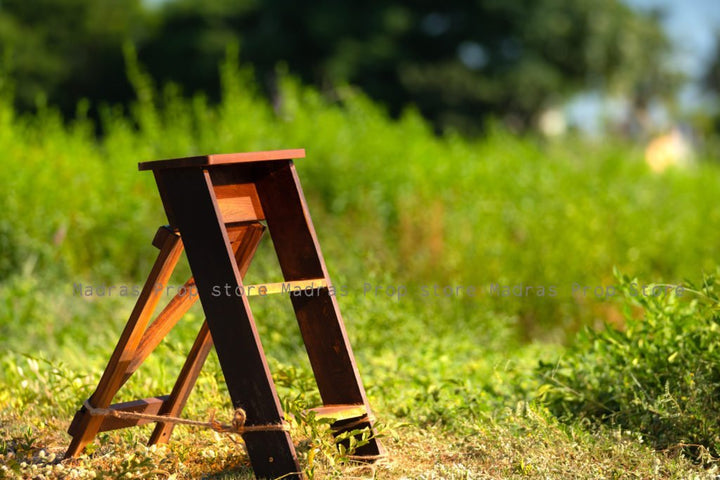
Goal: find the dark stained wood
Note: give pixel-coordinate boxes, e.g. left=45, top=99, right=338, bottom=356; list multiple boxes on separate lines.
left=153, top=166, right=301, bottom=479
left=255, top=162, right=325, bottom=280
left=124, top=223, right=265, bottom=385
left=256, top=161, right=384, bottom=457
left=288, top=292, right=366, bottom=405
left=68, top=150, right=383, bottom=478
left=291, top=293, right=383, bottom=457
left=149, top=222, right=266, bottom=445
left=65, top=228, right=184, bottom=459
left=152, top=225, right=177, bottom=249
left=138, top=149, right=305, bottom=171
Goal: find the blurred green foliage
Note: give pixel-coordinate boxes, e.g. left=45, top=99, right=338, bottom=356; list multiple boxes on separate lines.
left=0, top=0, right=676, bottom=133
left=538, top=271, right=720, bottom=462
left=0, top=56, right=718, bottom=344
left=703, top=35, right=720, bottom=134
left=0, top=0, right=146, bottom=112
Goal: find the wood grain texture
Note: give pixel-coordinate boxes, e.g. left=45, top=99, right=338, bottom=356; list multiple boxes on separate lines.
left=214, top=183, right=265, bottom=223
left=65, top=228, right=183, bottom=459
left=138, top=149, right=305, bottom=171
left=149, top=222, right=266, bottom=445
left=72, top=150, right=383, bottom=477
left=124, top=276, right=197, bottom=382
left=154, top=166, right=301, bottom=479
left=97, top=397, right=169, bottom=433
left=216, top=196, right=261, bottom=223
left=256, top=161, right=384, bottom=458
left=124, top=223, right=266, bottom=385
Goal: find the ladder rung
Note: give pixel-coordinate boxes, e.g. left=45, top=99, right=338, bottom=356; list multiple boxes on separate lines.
left=245, top=278, right=327, bottom=296
left=69, top=396, right=170, bottom=435
left=306, top=404, right=367, bottom=421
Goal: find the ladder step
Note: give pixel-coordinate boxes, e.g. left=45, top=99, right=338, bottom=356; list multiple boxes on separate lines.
left=306, top=404, right=367, bottom=421
left=245, top=278, right=327, bottom=296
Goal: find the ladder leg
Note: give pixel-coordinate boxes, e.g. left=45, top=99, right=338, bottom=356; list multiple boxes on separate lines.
left=256, top=162, right=384, bottom=458
left=154, top=167, right=301, bottom=479
left=122, top=276, right=199, bottom=387
left=149, top=222, right=265, bottom=445
left=127, top=220, right=265, bottom=383
left=148, top=320, right=213, bottom=445
left=65, top=227, right=184, bottom=458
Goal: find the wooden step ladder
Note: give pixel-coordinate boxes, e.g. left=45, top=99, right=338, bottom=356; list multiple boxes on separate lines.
left=64, top=149, right=384, bottom=479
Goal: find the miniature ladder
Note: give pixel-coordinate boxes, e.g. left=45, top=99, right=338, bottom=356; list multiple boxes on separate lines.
left=64, top=150, right=384, bottom=479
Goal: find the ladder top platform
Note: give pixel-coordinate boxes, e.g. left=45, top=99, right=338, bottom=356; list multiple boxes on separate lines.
left=138, top=149, right=306, bottom=171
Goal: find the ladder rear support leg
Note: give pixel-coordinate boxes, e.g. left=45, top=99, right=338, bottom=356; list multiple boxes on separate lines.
left=257, top=162, right=384, bottom=458
left=65, top=227, right=183, bottom=458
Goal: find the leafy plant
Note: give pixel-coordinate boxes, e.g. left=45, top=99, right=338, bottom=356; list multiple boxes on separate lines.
left=538, top=269, right=720, bottom=461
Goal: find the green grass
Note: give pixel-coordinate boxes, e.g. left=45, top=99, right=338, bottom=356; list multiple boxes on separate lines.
left=2, top=55, right=720, bottom=478
left=540, top=270, right=720, bottom=462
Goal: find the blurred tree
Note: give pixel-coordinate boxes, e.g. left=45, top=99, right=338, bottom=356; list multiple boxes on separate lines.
left=0, top=0, right=147, bottom=114
left=136, top=0, right=248, bottom=103
left=703, top=34, right=720, bottom=132
left=139, top=0, right=675, bottom=134
left=0, top=0, right=674, bottom=134
left=704, top=35, right=720, bottom=94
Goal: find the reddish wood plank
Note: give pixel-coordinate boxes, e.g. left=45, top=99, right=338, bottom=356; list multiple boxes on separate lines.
left=68, top=396, right=169, bottom=436
left=256, top=160, right=384, bottom=458
left=65, top=229, right=184, bottom=459
left=216, top=196, right=262, bottom=223
left=124, top=276, right=197, bottom=382
left=138, top=149, right=305, bottom=171
left=102, top=397, right=169, bottom=433
left=124, top=223, right=265, bottom=383
left=214, top=182, right=265, bottom=224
